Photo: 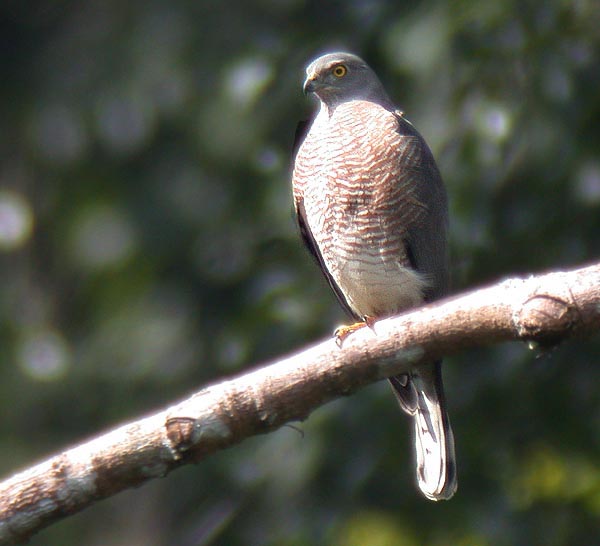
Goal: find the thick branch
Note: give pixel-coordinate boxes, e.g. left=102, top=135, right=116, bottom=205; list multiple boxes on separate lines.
left=1, top=262, right=599, bottom=544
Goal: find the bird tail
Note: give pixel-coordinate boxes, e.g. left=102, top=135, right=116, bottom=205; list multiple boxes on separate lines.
left=389, top=361, right=457, bottom=501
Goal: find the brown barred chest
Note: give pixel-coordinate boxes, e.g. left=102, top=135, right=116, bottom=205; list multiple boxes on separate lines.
left=293, top=100, right=428, bottom=317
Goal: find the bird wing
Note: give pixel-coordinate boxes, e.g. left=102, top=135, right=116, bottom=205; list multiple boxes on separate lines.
left=388, top=112, right=456, bottom=500
left=393, top=111, right=449, bottom=302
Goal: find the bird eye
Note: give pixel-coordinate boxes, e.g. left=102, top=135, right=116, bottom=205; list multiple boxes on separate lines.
left=332, top=65, right=347, bottom=78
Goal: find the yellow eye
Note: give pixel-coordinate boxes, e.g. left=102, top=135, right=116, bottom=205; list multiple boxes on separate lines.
left=332, top=65, right=347, bottom=78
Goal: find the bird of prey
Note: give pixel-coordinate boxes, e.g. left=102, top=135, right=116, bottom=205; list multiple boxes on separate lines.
left=291, top=52, right=457, bottom=500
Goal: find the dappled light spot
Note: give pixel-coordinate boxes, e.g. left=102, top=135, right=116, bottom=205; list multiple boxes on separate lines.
left=254, top=146, right=282, bottom=174
left=542, top=63, right=573, bottom=102
left=224, top=57, right=273, bottom=108
left=332, top=510, right=418, bottom=546
left=30, top=103, right=88, bottom=163
left=160, top=163, right=232, bottom=226
left=0, top=190, right=34, bottom=251
left=94, top=89, right=156, bottom=154
left=68, top=204, right=137, bottom=270
left=382, top=8, right=449, bottom=74
left=247, top=266, right=315, bottom=326
left=215, top=330, right=250, bottom=371
left=574, top=161, right=600, bottom=205
left=192, top=227, right=254, bottom=283
left=507, top=444, right=599, bottom=509
left=475, top=103, right=512, bottom=142
left=18, top=329, right=70, bottom=381
left=81, top=285, right=198, bottom=380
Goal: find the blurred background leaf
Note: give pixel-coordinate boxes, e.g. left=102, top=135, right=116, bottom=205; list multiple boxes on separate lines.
left=1, top=0, right=599, bottom=544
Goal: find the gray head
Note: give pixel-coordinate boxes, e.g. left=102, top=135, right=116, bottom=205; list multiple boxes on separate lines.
left=303, top=52, right=394, bottom=110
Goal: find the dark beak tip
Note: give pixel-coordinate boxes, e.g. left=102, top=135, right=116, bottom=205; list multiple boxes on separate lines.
left=303, top=79, right=316, bottom=95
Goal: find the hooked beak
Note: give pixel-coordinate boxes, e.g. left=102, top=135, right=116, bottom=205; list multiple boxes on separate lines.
left=303, top=76, right=317, bottom=95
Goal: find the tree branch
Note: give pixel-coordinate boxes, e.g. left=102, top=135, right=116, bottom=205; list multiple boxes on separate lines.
left=1, top=262, right=599, bottom=544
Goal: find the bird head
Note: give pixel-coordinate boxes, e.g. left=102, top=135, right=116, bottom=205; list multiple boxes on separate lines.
left=303, top=52, right=393, bottom=110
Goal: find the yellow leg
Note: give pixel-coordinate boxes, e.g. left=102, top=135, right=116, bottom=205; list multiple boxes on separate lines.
left=334, top=315, right=376, bottom=346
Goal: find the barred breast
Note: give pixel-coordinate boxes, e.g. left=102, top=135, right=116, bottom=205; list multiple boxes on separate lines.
left=293, top=100, right=429, bottom=319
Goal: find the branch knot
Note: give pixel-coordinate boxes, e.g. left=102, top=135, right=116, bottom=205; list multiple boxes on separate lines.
left=515, top=293, right=576, bottom=345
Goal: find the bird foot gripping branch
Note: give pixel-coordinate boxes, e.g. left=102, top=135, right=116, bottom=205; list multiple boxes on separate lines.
left=334, top=315, right=376, bottom=346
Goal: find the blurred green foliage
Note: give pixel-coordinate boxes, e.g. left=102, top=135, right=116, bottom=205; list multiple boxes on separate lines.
left=1, top=0, right=600, bottom=544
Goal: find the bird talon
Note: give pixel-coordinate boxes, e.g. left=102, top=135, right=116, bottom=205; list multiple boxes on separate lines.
left=334, top=316, right=376, bottom=347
